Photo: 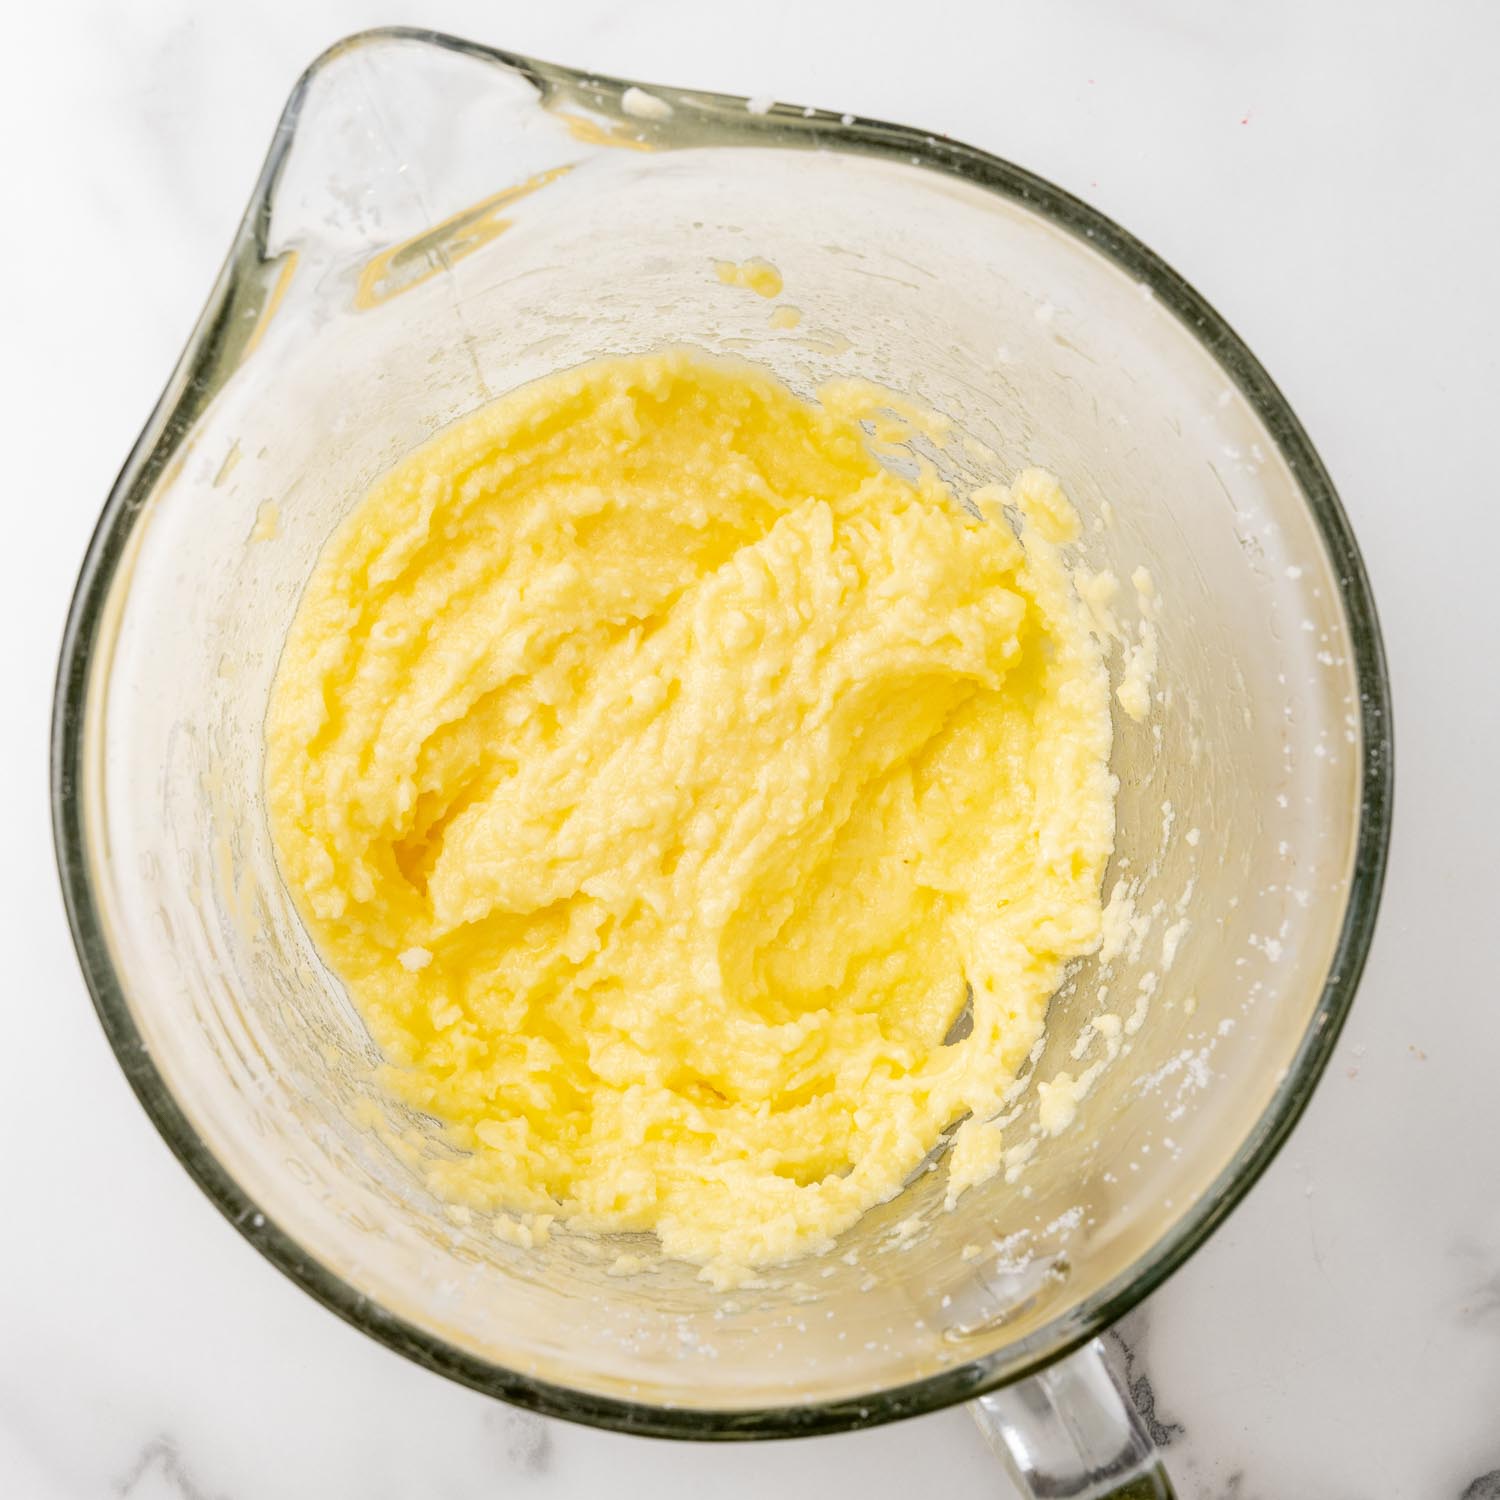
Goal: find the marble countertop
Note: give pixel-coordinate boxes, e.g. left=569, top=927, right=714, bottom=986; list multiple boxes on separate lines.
left=4, top=1, right=1497, bottom=1495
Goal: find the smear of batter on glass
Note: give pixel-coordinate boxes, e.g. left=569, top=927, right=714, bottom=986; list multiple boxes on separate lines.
left=266, top=349, right=1115, bottom=1282
left=714, top=256, right=784, bottom=297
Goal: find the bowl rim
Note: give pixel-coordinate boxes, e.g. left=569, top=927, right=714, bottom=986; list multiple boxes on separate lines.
left=50, top=25, right=1394, bottom=1441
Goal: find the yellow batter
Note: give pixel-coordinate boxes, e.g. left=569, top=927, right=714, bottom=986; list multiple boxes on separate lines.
left=266, top=350, right=1114, bottom=1279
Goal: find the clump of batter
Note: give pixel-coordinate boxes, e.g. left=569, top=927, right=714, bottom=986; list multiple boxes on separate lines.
left=266, top=349, right=1114, bottom=1280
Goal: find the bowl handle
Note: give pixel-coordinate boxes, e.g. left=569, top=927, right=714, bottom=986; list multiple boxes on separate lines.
left=969, top=1338, right=1176, bottom=1498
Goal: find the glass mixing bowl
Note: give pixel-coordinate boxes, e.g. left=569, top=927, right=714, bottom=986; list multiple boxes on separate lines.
left=52, top=29, right=1392, bottom=1498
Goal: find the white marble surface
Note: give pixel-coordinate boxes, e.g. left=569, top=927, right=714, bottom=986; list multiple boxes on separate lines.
left=3, top=1, right=1498, bottom=1495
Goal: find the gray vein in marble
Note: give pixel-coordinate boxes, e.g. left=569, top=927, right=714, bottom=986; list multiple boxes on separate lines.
left=1204, top=1474, right=1259, bottom=1500
left=117, top=1436, right=224, bottom=1500
left=1468, top=1275, right=1500, bottom=1322
left=1201, top=1463, right=1308, bottom=1500
left=485, top=1406, right=553, bottom=1475
left=1107, top=1311, right=1184, bottom=1449
left=1461, top=1470, right=1500, bottom=1500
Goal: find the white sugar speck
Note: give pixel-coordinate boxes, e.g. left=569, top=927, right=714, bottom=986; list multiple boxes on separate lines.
left=621, top=87, right=673, bottom=121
